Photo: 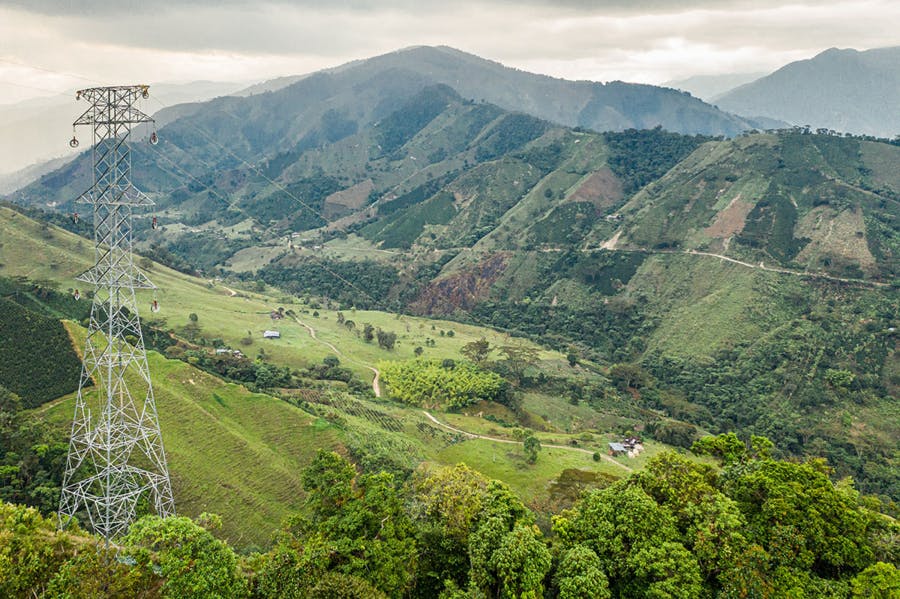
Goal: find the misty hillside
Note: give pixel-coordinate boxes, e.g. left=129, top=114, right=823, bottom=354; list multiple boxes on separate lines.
left=0, top=80, right=249, bottom=178
left=665, top=71, right=765, bottom=101
left=714, top=46, right=900, bottom=137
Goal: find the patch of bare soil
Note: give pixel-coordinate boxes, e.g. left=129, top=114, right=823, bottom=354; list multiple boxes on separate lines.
left=704, top=194, right=753, bottom=239
left=568, top=167, right=624, bottom=210
left=322, top=179, right=374, bottom=219
left=411, top=253, right=508, bottom=315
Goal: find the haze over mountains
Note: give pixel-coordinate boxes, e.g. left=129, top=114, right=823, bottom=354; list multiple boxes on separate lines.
left=0, top=80, right=250, bottom=184
left=715, top=46, right=900, bottom=138
left=665, top=72, right=766, bottom=102
left=7, top=43, right=900, bottom=198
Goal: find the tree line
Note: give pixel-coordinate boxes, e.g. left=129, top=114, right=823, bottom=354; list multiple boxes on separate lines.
left=3, top=434, right=898, bottom=598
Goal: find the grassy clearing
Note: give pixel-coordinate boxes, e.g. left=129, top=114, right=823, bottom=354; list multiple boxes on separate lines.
left=224, top=244, right=285, bottom=272
left=432, top=438, right=624, bottom=501
left=628, top=254, right=766, bottom=357
left=521, top=392, right=639, bottom=434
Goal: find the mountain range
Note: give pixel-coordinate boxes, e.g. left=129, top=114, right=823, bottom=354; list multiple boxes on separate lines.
left=4, top=44, right=899, bottom=501
left=714, top=46, right=900, bottom=137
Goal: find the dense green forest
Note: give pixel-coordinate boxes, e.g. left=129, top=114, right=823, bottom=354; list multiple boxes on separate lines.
left=3, top=438, right=898, bottom=598
left=254, top=257, right=401, bottom=309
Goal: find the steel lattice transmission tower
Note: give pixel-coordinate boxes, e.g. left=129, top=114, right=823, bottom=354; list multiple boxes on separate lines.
left=59, top=85, right=174, bottom=542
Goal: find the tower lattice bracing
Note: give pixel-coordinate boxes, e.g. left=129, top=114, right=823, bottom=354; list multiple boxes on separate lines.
left=59, top=85, right=174, bottom=542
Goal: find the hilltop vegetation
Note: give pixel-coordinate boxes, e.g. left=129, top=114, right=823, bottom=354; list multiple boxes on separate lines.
left=614, top=132, right=899, bottom=280
left=4, top=439, right=899, bottom=598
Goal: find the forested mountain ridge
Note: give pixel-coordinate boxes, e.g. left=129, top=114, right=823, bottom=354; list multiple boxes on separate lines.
left=714, top=46, right=900, bottom=137
left=7, top=45, right=753, bottom=208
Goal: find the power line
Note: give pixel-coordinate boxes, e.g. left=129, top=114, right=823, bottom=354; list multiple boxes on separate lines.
left=0, top=56, right=107, bottom=86
left=143, top=94, right=409, bottom=314
left=0, top=57, right=490, bottom=323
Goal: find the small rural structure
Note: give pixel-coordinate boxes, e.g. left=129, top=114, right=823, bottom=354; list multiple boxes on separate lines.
left=608, top=442, right=627, bottom=456
left=263, top=330, right=281, bottom=339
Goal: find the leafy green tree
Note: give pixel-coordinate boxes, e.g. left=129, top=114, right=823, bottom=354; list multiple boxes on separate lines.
left=635, top=451, right=748, bottom=584
left=468, top=481, right=547, bottom=597
left=363, top=323, right=375, bottom=343
left=309, top=572, right=389, bottom=598
left=414, top=464, right=490, bottom=542
left=46, top=548, right=158, bottom=598
left=725, top=458, right=878, bottom=575
left=555, top=545, right=611, bottom=599
left=0, top=503, right=76, bottom=598
left=497, top=345, right=540, bottom=385
left=301, top=449, right=355, bottom=520
left=691, top=432, right=747, bottom=465
left=123, top=514, right=248, bottom=599
left=625, top=541, right=704, bottom=598
left=523, top=434, right=541, bottom=464
left=608, top=363, right=651, bottom=390
left=492, top=524, right=552, bottom=598
left=377, top=328, right=397, bottom=350
left=825, top=368, right=855, bottom=390
left=460, top=337, right=492, bottom=365
left=851, top=562, right=900, bottom=598
left=411, top=464, right=492, bottom=596
left=553, top=483, right=700, bottom=597
left=279, top=451, right=418, bottom=597
left=255, top=535, right=331, bottom=599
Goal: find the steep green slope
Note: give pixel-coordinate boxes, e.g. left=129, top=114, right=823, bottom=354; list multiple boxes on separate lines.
left=39, top=331, right=342, bottom=547
left=610, top=132, right=900, bottom=280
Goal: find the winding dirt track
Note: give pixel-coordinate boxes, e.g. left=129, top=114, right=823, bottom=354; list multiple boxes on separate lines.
left=368, top=366, right=381, bottom=397
left=291, top=315, right=381, bottom=397
left=422, top=411, right=633, bottom=473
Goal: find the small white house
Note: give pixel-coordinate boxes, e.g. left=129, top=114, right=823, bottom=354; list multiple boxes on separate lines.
left=263, top=330, right=281, bottom=339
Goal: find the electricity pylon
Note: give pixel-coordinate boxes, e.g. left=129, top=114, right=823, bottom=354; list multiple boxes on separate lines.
left=59, top=85, right=174, bottom=542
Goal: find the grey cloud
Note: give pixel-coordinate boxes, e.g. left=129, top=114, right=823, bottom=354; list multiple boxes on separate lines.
left=2, top=0, right=847, bottom=17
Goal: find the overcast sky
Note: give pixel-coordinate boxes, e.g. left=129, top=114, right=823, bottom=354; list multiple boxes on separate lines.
left=1, top=0, right=898, bottom=104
